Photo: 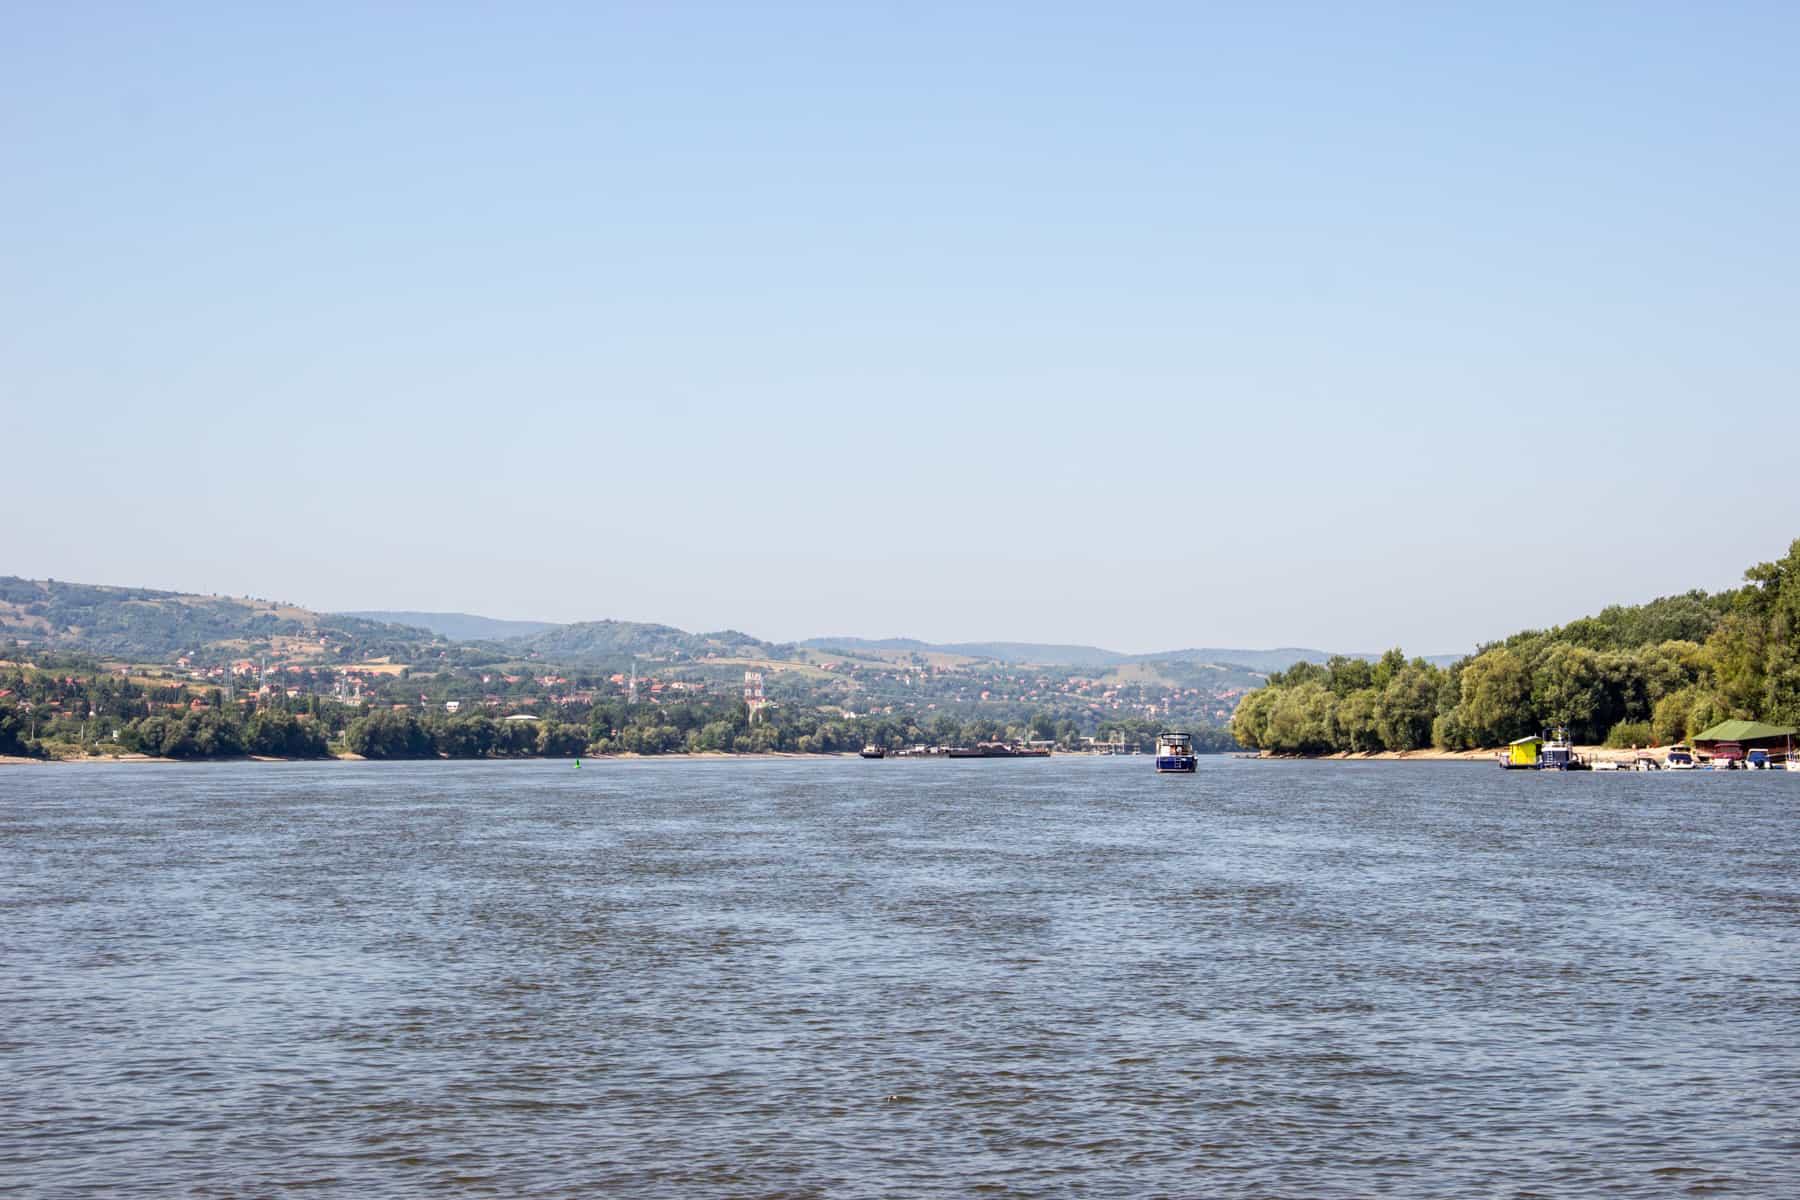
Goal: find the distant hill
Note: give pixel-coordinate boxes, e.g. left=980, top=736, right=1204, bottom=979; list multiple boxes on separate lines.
left=0, top=577, right=435, bottom=662
left=515, top=620, right=778, bottom=664
left=805, top=637, right=1130, bottom=667
left=799, top=638, right=1459, bottom=673
left=339, top=610, right=561, bottom=642
left=3, top=574, right=1460, bottom=675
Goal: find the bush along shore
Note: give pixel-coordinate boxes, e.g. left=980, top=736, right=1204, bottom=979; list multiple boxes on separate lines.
left=1231, top=538, right=1800, bottom=757
left=1, top=693, right=1235, bottom=763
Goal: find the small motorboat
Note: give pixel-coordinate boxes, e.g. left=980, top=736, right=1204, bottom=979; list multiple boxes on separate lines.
left=1155, top=732, right=1197, bottom=773
left=1539, top=727, right=1589, bottom=771
left=859, top=744, right=885, bottom=759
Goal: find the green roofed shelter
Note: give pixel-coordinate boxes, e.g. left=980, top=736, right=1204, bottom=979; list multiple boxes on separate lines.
left=1691, top=720, right=1797, bottom=750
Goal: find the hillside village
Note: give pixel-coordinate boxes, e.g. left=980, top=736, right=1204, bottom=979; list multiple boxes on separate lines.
left=0, top=576, right=1262, bottom=759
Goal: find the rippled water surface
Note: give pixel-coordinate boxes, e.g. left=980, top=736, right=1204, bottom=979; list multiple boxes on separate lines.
left=3, top=758, right=1798, bottom=1197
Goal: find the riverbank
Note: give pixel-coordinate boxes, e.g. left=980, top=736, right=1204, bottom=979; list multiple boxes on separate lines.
left=1259, top=744, right=1648, bottom=764
left=0, top=749, right=876, bottom=765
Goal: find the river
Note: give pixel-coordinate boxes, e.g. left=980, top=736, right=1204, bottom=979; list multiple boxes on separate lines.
left=3, top=757, right=1796, bottom=1197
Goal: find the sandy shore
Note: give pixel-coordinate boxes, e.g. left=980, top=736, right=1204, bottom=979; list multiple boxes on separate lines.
left=1, top=750, right=871, bottom=766
left=1263, top=744, right=1647, bottom=764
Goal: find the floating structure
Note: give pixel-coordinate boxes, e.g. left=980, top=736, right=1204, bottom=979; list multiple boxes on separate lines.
left=859, top=743, right=885, bottom=759
left=947, top=742, right=1051, bottom=758
left=1498, top=728, right=1589, bottom=771
left=1154, top=732, right=1197, bottom=773
left=1539, top=727, right=1589, bottom=771
left=1499, top=735, right=1543, bottom=770
left=1692, top=720, right=1796, bottom=768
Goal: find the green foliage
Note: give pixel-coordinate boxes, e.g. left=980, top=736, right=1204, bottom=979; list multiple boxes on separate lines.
left=537, top=722, right=588, bottom=757
left=1552, top=591, right=1728, bottom=651
left=1683, top=692, right=1737, bottom=741
left=122, top=710, right=246, bottom=758
left=1230, top=687, right=1278, bottom=750
left=1261, top=681, right=1339, bottom=754
left=0, top=700, right=42, bottom=757
left=1603, top=721, right=1653, bottom=749
left=515, top=620, right=771, bottom=666
left=434, top=715, right=499, bottom=758
left=1452, top=648, right=1533, bottom=748
left=1336, top=688, right=1383, bottom=753
left=345, top=711, right=435, bottom=759
left=0, top=576, right=444, bottom=662
left=245, top=710, right=332, bottom=758
left=1529, top=644, right=1607, bottom=744
left=1233, top=537, right=1800, bottom=753
left=1651, top=688, right=1701, bottom=744
left=1376, top=664, right=1440, bottom=752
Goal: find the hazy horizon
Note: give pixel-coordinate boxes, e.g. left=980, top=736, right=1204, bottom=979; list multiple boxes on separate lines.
left=2, top=553, right=1778, bottom=661
left=7, top=4, right=1795, bottom=655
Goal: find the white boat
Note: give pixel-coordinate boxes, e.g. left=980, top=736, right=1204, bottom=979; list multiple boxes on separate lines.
left=1592, top=760, right=1625, bottom=771
left=1665, top=744, right=1696, bottom=770
left=1539, top=726, right=1587, bottom=771
left=1154, top=732, right=1197, bottom=774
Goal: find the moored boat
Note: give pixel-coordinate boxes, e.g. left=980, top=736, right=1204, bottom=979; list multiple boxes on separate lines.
left=947, top=742, right=1051, bottom=758
left=1499, top=735, right=1543, bottom=769
left=859, top=744, right=885, bottom=759
left=1665, top=744, right=1695, bottom=770
left=1155, top=732, right=1197, bottom=773
left=1539, top=726, right=1589, bottom=771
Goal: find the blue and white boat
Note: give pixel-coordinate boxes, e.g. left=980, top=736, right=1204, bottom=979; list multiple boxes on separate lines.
left=1155, top=732, right=1197, bottom=773
left=1538, top=726, right=1588, bottom=771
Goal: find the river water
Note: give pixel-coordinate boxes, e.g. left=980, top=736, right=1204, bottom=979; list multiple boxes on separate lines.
left=2, top=757, right=1797, bottom=1197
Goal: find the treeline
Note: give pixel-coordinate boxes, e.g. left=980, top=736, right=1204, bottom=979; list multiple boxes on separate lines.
left=340, top=701, right=1232, bottom=760
left=1, top=686, right=1230, bottom=762
left=1232, top=539, right=1800, bottom=754
left=120, top=709, right=334, bottom=759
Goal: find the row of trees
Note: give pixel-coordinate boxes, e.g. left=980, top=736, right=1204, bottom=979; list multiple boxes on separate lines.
left=119, top=709, right=335, bottom=759
left=1, top=688, right=1234, bottom=762
left=341, top=700, right=1240, bottom=760
left=344, top=711, right=589, bottom=759
left=1233, top=539, right=1800, bottom=754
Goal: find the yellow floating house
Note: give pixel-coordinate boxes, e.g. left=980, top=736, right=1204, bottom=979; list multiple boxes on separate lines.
left=1504, top=735, right=1543, bottom=769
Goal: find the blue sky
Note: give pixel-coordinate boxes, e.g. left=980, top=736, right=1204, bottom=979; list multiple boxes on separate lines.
left=5, top=3, right=1796, bottom=653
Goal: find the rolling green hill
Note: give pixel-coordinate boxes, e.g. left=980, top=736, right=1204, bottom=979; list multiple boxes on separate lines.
left=338, top=610, right=560, bottom=641
left=0, top=577, right=436, bottom=663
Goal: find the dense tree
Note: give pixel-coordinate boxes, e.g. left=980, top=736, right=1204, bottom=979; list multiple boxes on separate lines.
left=1451, top=648, right=1533, bottom=748
left=345, top=711, right=435, bottom=759
left=0, top=700, right=38, bottom=757
left=1376, top=664, right=1439, bottom=752
left=1336, top=688, right=1384, bottom=753
left=1233, top=538, right=1800, bottom=754
left=122, top=710, right=246, bottom=758
left=537, top=722, right=588, bottom=757
left=245, top=709, right=331, bottom=758
left=1261, top=682, right=1339, bottom=754
left=435, top=715, right=499, bottom=758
